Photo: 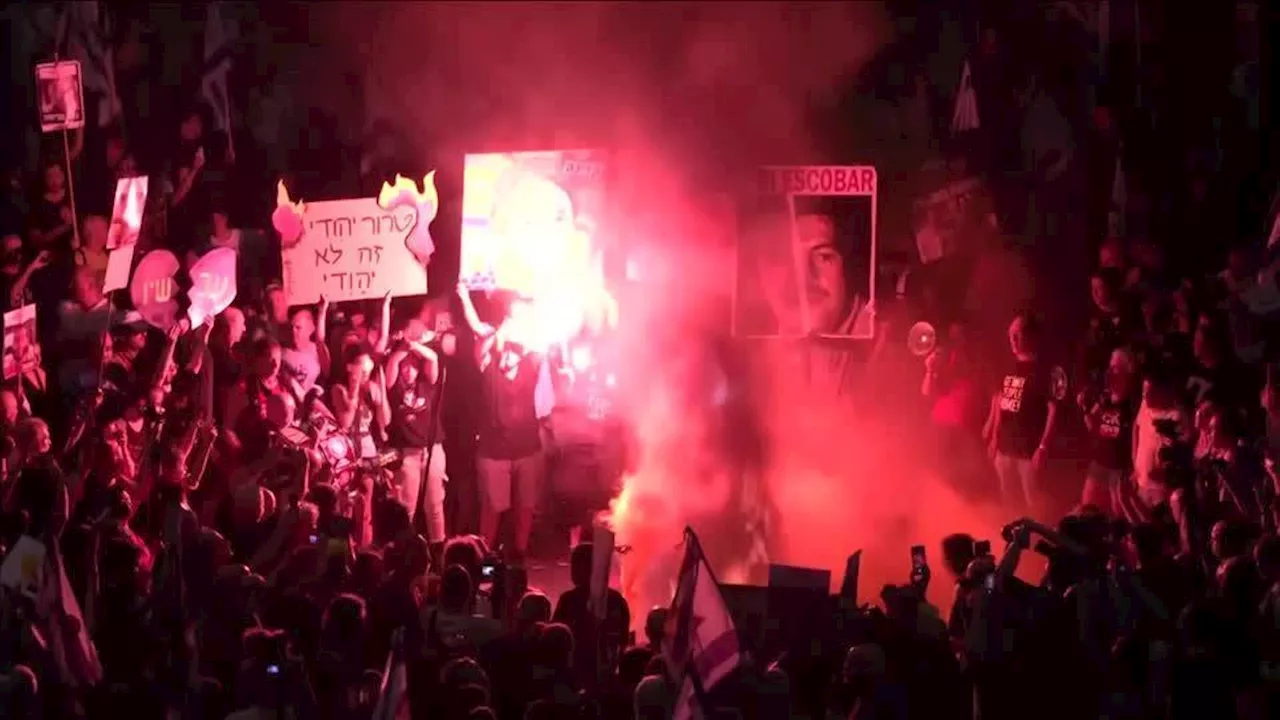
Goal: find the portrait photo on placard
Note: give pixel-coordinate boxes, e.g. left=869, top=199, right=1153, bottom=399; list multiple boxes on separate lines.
left=789, top=194, right=874, bottom=338
left=2, top=304, right=40, bottom=380
left=35, top=61, right=84, bottom=133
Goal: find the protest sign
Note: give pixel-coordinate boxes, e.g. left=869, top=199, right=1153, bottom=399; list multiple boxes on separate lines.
left=187, top=247, right=238, bottom=327
left=107, top=176, right=148, bottom=249
left=130, top=250, right=181, bottom=330
left=274, top=178, right=435, bottom=306
left=461, top=149, right=616, bottom=350
left=103, top=244, right=136, bottom=293
left=34, top=60, right=85, bottom=133
left=734, top=165, right=878, bottom=339
left=0, top=535, right=47, bottom=598
left=2, top=304, right=40, bottom=380
left=911, top=176, right=989, bottom=264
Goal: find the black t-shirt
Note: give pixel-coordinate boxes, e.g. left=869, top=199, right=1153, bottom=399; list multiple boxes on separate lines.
left=1087, top=394, right=1138, bottom=471
left=1084, top=307, right=1136, bottom=376
left=388, top=375, right=441, bottom=448
left=477, top=354, right=542, bottom=460
left=1185, top=358, right=1255, bottom=408
left=995, top=357, right=1063, bottom=459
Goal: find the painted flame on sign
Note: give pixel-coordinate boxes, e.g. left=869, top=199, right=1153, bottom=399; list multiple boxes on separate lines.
left=378, top=172, right=440, bottom=268
left=272, top=181, right=306, bottom=249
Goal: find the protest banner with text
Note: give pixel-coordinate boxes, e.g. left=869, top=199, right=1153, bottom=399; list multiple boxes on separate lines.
left=734, top=165, right=878, bottom=339
left=274, top=176, right=437, bottom=306
left=130, top=250, right=181, bottom=330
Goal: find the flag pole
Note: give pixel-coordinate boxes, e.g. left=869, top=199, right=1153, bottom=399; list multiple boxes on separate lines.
left=52, top=51, right=81, bottom=249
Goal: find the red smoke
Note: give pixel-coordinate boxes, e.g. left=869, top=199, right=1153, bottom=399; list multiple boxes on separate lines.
left=309, top=2, right=1008, bottom=612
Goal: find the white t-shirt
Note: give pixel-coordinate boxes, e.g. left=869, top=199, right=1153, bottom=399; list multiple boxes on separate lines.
left=280, top=345, right=321, bottom=399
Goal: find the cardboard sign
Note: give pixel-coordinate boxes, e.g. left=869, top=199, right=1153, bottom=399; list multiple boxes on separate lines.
left=102, top=244, right=136, bottom=293
left=2, top=304, right=40, bottom=380
left=107, top=176, right=149, bottom=249
left=734, top=165, right=878, bottom=338
left=274, top=178, right=434, bottom=305
left=130, top=250, right=181, bottom=330
left=912, top=176, right=989, bottom=264
left=186, top=247, right=238, bottom=327
left=34, top=60, right=85, bottom=133
left=0, top=535, right=47, bottom=598
left=461, top=149, right=616, bottom=350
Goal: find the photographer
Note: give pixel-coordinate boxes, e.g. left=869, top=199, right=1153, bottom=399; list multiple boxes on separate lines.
left=226, top=627, right=316, bottom=719
left=384, top=320, right=446, bottom=557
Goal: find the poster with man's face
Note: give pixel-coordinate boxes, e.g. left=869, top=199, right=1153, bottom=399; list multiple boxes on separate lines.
left=34, top=60, right=85, bottom=134
left=733, top=166, right=878, bottom=338
left=107, top=176, right=149, bottom=249
left=3, top=304, right=40, bottom=380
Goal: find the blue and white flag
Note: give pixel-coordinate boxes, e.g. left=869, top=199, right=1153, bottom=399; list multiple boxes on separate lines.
left=202, top=1, right=238, bottom=135
left=63, top=1, right=120, bottom=129
left=663, top=528, right=742, bottom=720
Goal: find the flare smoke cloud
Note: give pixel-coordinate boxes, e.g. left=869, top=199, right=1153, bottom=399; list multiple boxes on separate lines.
left=314, top=2, right=1005, bottom=609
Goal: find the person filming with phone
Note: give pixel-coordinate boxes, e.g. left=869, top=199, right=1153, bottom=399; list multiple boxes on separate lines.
left=384, top=319, right=446, bottom=557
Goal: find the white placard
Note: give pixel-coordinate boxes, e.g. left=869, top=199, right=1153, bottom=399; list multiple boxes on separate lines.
left=0, top=535, right=47, bottom=598
left=102, top=243, right=136, bottom=293
left=34, top=60, right=85, bottom=133
left=107, top=176, right=149, bottom=249
left=279, top=195, right=429, bottom=305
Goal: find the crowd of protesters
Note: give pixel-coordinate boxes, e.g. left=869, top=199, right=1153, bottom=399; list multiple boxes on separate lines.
left=1, top=9, right=1280, bottom=720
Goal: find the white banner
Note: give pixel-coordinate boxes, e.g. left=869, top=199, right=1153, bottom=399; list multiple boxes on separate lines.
left=34, top=60, right=85, bottom=133
left=275, top=183, right=430, bottom=306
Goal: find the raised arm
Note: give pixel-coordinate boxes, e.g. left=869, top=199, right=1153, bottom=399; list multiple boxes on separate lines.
left=375, top=292, right=392, bottom=356
left=316, top=295, right=330, bottom=344
left=457, top=282, right=493, bottom=338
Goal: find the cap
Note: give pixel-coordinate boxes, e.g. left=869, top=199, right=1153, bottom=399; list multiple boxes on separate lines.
left=112, top=310, right=148, bottom=331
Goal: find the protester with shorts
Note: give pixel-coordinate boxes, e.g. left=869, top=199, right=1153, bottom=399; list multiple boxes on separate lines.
left=458, top=284, right=544, bottom=564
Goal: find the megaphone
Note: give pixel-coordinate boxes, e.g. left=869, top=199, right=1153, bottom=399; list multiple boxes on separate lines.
left=907, top=321, right=937, bottom=357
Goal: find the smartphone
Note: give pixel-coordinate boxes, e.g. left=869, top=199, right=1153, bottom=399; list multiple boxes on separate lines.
left=975, top=540, right=991, bottom=557
left=266, top=664, right=281, bottom=676
left=308, top=534, right=319, bottom=545
left=910, top=545, right=927, bottom=584
left=910, top=545, right=927, bottom=571
left=481, top=562, right=496, bottom=579
left=983, top=573, right=995, bottom=593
